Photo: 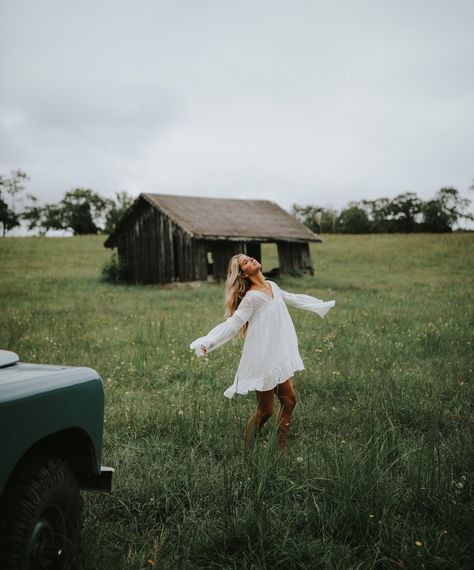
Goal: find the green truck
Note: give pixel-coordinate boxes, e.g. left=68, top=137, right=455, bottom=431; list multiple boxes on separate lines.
left=0, top=350, right=113, bottom=570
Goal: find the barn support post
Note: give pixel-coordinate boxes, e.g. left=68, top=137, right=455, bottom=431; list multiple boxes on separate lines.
left=277, top=241, right=314, bottom=275
left=300, top=242, right=314, bottom=275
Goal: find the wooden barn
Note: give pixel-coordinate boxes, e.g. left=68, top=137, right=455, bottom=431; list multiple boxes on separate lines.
left=104, top=193, right=322, bottom=284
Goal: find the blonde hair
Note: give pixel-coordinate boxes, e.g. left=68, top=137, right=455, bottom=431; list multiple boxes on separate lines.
left=224, top=253, right=251, bottom=337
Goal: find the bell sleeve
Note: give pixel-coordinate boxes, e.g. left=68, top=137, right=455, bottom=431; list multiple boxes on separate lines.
left=279, top=286, right=336, bottom=318
left=189, top=295, right=254, bottom=357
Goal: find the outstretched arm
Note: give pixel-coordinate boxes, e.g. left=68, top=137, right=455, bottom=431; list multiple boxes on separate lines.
left=278, top=286, right=335, bottom=318
left=189, top=295, right=254, bottom=357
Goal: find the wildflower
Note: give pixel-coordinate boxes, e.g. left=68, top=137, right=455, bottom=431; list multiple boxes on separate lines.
left=178, top=410, right=184, bottom=416
left=369, top=514, right=374, bottom=518
left=415, top=540, right=423, bottom=547
left=296, top=456, right=303, bottom=463
left=147, top=560, right=155, bottom=566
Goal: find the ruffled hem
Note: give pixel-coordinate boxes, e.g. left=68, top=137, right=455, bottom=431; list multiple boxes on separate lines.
left=223, top=358, right=305, bottom=399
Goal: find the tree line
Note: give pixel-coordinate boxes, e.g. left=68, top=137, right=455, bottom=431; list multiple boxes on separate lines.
left=1, top=169, right=473, bottom=237
left=292, top=187, right=473, bottom=234
left=0, top=170, right=133, bottom=237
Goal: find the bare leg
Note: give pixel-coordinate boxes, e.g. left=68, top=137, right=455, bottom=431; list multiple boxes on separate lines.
left=275, top=379, right=297, bottom=453
left=244, top=388, right=275, bottom=446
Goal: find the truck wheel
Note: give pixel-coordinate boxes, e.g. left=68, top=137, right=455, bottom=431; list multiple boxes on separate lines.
left=0, top=455, right=84, bottom=570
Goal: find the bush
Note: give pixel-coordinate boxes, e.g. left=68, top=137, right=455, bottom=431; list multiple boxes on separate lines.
left=100, top=251, right=127, bottom=283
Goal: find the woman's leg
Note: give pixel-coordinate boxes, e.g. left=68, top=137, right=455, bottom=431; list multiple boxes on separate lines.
left=275, top=379, right=297, bottom=452
left=244, top=388, right=275, bottom=445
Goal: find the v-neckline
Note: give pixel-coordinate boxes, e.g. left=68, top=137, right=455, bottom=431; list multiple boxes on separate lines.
left=248, top=281, right=274, bottom=301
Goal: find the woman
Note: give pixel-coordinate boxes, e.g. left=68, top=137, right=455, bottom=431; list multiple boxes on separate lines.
left=190, top=254, right=335, bottom=452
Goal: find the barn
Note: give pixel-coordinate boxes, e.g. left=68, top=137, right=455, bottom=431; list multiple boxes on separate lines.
left=104, top=193, right=322, bottom=284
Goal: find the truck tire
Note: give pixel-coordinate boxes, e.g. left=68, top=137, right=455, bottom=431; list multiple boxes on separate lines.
left=0, top=455, right=84, bottom=570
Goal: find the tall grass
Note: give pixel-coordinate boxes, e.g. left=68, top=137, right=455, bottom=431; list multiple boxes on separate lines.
left=1, top=234, right=473, bottom=568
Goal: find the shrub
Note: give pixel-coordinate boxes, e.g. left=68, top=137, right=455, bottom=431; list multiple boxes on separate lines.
left=100, top=251, right=127, bottom=283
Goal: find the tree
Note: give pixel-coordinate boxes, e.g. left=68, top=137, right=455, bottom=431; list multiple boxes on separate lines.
left=22, top=188, right=128, bottom=236
left=58, top=188, right=109, bottom=235
left=23, top=188, right=109, bottom=235
left=421, top=187, right=473, bottom=232
left=336, top=204, right=372, bottom=233
left=22, top=200, right=64, bottom=235
left=291, top=204, right=338, bottom=233
left=0, top=169, right=29, bottom=211
left=319, top=208, right=339, bottom=233
left=359, top=198, right=392, bottom=232
left=0, top=192, right=20, bottom=236
left=0, top=169, right=40, bottom=236
left=291, top=204, right=322, bottom=233
left=420, top=199, right=452, bottom=232
left=385, top=192, right=424, bottom=232
left=104, top=191, right=134, bottom=234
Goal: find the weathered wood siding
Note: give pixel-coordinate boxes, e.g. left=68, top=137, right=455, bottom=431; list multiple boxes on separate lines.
left=116, top=203, right=209, bottom=283
left=186, top=238, right=208, bottom=281
left=277, top=242, right=314, bottom=275
left=206, top=240, right=245, bottom=281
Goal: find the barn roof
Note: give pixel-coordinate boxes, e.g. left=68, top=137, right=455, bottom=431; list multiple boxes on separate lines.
left=105, top=193, right=321, bottom=247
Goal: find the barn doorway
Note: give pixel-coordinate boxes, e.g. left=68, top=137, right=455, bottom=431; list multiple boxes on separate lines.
left=245, top=242, right=262, bottom=263
left=207, top=251, right=214, bottom=279
left=261, top=242, right=279, bottom=277
left=245, top=242, right=280, bottom=277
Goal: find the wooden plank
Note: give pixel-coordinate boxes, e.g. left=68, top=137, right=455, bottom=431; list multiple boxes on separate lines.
left=169, top=220, right=175, bottom=281
left=277, top=242, right=292, bottom=274
left=193, top=239, right=207, bottom=281
left=210, top=241, right=243, bottom=281
left=301, top=242, right=314, bottom=275
left=162, top=215, right=172, bottom=282
left=150, top=208, right=157, bottom=282
left=277, top=241, right=314, bottom=275
left=158, top=210, right=165, bottom=283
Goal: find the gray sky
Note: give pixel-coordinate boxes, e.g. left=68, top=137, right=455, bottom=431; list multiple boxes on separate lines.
left=1, top=0, right=473, bottom=220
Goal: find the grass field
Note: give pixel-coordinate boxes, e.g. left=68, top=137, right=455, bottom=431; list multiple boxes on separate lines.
left=1, top=234, right=473, bottom=569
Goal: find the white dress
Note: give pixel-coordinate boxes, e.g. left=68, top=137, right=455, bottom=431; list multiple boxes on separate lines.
left=189, top=281, right=336, bottom=398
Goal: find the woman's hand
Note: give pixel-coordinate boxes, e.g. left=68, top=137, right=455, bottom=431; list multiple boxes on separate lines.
left=189, top=341, right=208, bottom=357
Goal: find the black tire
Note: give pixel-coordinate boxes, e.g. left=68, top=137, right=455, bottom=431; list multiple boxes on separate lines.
left=0, top=455, right=84, bottom=570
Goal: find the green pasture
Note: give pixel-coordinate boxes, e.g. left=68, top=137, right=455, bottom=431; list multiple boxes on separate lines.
left=1, top=234, right=473, bottom=569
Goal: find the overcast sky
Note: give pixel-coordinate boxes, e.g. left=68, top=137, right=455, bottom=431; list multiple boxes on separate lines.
left=1, top=0, right=473, bottom=220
